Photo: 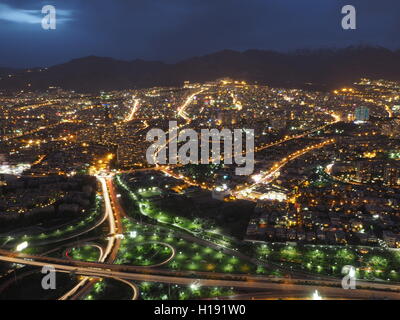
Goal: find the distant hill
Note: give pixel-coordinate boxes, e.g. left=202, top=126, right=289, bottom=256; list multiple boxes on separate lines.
left=1, top=46, right=400, bottom=92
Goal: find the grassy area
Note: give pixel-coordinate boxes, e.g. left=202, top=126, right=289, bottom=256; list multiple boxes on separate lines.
left=115, top=175, right=239, bottom=250
left=116, top=242, right=172, bottom=266
left=0, top=195, right=103, bottom=249
left=85, top=279, right=134, bottom=300
left=251, top=242, right=400, bottom=281
left=119, top=219, right=257, bottom=274
left=138, top=281, right=238, bottom=300
left=67, top=245, right=101, bottom=262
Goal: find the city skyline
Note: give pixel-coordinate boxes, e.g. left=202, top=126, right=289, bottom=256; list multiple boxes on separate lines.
left=1, top=0, right=400, bottom=303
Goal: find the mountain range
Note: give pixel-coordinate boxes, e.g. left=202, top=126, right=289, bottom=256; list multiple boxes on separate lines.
left=1, top=46, right=400, bottom=92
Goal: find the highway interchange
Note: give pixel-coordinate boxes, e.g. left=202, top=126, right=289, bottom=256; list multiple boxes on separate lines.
left=1, top=88, right=399, bottom=300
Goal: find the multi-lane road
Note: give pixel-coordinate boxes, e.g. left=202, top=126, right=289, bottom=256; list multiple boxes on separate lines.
left=1, top=249, right=400, bottom=300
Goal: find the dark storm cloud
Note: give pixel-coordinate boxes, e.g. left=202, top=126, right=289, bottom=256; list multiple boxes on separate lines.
left=1, top=0, right=400, bottom=67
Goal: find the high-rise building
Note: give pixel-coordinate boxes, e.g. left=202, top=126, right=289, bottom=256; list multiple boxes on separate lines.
left=355, top=106, right=369, bottom=122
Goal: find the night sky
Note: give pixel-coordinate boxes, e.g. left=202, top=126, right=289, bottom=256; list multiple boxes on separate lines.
left=1, top=0, right=399, bottom=68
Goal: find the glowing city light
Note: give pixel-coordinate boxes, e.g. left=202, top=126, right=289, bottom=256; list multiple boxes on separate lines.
left=16, top=241, right=29, bottom=252
left=312, top=290, right=322, bottom=300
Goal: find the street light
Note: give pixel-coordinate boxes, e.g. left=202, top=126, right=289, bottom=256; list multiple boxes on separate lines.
left=312, top=290, right=322, bottom=300
left=130, top=231, right=137, bottom=238
left=16, top=241, right=28, bottom=252
left=190, top=281, right=200, bottom=291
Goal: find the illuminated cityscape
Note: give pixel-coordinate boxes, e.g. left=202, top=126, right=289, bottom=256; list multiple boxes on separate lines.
left=0, top=76, right=400, bottom=301
left=1, top=0, right=400, bottom=304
